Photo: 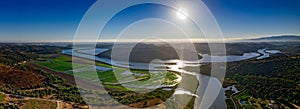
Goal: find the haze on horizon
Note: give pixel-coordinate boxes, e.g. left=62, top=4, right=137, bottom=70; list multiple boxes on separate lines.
left=1, top=0, right=300, bottom=42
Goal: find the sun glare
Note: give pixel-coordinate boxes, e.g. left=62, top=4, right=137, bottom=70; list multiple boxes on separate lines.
left=176, top=8, right=188, bottom=20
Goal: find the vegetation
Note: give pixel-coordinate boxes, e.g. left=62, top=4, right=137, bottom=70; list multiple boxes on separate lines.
left=1, top=42, right=300, bottom=108
left=0, top=44, right=68, bottom=66
left=225, top=99, right=235, bottom=109
left=0, top=65, right=45, bottom=89
left=108, top=88, right=175, bottom=108
left=0, top=65, right=85, bottom=104
left=234, top=90, right=250, bottom=100
left=0, top=44, right=85, bottom=106
left=0, top=93, right=5, bottom=103
left=224, top=55, right=300, bottom=108
left=18, top=100, right=57, bottom=109
left=0, top=44, right=180, bottom=108
left=0, top=99, right=57, bottom=109
left=35, top=55, right=85, bottom=72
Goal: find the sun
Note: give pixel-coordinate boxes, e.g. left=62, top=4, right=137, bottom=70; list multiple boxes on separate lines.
left=176, top=8, right=188, bottom=20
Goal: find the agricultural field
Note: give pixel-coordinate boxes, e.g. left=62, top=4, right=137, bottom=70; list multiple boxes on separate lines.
left=40, top=54, right=180, bottom=92
left=35, top=55, right=86, bottom=72
left=33, top=53, right=180, bottom=108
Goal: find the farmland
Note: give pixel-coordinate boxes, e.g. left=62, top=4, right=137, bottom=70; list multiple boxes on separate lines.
left=32, top=49, right=179, bottom=108
left=35, top=55, right=86, bottom=72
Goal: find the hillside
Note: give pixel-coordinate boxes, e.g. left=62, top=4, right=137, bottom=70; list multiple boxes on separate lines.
left=0, top=65, right=45, bottom=89
left=225, top=55, right=300, bottom=108
left=97, top=43, right=180, bottom=63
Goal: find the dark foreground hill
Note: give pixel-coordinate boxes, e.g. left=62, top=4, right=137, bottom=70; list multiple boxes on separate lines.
left=226, top=55, right=300, bottom=107
left=0, top=65, right=45, bottom=89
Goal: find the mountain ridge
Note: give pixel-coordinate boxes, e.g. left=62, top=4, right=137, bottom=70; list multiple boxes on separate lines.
left=249, top=35, right=300, bottom=41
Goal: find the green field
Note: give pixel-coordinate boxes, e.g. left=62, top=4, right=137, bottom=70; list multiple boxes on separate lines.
left=35, top=54, right=179, bottom=93
left=234, top=90, right=250, bottom=100
left=72, top=67, right=178, bottom=86
left=36, top=54, right=178, bottom=84
left=35, top=55, right=86, bottom=71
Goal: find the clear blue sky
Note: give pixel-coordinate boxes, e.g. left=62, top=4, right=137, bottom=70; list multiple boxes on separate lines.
left=1, top=0, right=300, bottom=42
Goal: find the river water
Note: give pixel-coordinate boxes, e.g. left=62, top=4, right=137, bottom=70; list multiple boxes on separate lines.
left=62, top=48, right=280, bottom=109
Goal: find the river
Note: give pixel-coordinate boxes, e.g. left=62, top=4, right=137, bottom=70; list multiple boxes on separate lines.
left=62, top=48, right=281, bottom=108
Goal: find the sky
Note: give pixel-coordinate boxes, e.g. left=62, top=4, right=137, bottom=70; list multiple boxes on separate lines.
left=0, top=0, right=300, bottom=42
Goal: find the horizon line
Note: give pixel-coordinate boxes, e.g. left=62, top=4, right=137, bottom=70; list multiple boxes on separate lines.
left=0, top=34, right=299, bottom=43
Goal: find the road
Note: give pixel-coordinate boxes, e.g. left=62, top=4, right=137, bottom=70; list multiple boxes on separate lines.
left=224, top=85, right=241, bottom=109
left=230, top=93, right=238, bottom=109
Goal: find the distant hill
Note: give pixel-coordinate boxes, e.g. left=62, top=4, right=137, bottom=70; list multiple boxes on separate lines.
left=248, top=35, right=300, bottom=41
